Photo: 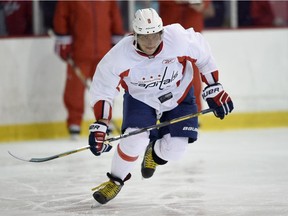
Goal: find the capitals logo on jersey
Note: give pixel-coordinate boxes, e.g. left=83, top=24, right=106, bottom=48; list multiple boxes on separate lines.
left=130, top=67, right=179, bottom=90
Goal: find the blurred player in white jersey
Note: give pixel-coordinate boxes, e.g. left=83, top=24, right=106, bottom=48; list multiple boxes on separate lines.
left=88, top=8, right=234, bottom=205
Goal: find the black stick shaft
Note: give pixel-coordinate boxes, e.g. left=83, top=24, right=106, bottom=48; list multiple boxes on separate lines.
left=8, top=108, right=213, bottom=163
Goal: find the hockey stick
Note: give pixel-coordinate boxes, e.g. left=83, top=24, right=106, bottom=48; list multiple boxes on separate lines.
left=66, top=57, right=91, bottom=89
left=47, top=29, right=89, bottom=87
left=8, top=108, right=213, bottom=163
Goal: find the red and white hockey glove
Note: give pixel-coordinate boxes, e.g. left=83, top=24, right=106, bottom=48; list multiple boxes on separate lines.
left=54, top=35, right=72, bottom=61
left=202, top=83, right=234, bottom=119
left=89, top=121, right=112, bottom=156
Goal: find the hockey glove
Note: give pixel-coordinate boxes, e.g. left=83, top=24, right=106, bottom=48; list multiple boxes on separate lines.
left=89, top=121, right=112, bottom=156
left=202, top=83, right=234, bottom=119
left=54, top=35, right=72, bottom=61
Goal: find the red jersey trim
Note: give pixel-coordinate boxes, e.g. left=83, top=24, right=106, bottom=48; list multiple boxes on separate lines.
left=119, top=69, right=130, bottom=91
left=93, top=100, right=112, bottom=121
left=177, top=56, right=198, bottom=104
left=201, top=70, right=219, bottom=85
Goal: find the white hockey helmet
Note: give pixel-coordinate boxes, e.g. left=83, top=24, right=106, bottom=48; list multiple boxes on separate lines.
left=132, top=8, right=163, bottom=35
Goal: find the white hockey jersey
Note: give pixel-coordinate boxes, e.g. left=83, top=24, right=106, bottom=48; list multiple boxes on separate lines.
left=90, top=24, right=218, bottom=117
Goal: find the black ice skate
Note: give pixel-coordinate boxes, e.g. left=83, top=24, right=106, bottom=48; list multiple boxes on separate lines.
left=92, top=172, right=131, bottom=204
left=141, top=142, right=158, bottom=178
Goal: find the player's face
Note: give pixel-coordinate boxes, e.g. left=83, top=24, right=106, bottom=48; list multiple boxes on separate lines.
left=137, top=32, right=162, bottom=55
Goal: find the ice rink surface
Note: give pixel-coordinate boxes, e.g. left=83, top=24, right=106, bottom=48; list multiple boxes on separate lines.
left=1, top=128, right=288, bottom=216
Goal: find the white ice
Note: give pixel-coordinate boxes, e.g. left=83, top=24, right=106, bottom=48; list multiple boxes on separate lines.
left=1, top=128, right=288, bottom=216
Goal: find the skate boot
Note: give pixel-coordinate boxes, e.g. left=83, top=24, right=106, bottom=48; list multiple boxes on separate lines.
left=92, top=172, right=131, bottom=204
left=68, top=124, right=81, bottom=140
left=141, top=142, right=158, bottom=178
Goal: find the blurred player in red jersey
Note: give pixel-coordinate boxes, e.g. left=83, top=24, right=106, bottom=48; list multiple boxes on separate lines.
left=53, top=1, right=124, bottom=139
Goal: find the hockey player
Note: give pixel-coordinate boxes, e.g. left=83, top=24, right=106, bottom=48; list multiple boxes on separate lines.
left=88, top=8, right=233, bottom=205
left=53, top=1, right=124, bottom=139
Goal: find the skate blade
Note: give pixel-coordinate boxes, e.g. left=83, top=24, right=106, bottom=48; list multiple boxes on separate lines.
left=91, top=201, right=103, bottom=208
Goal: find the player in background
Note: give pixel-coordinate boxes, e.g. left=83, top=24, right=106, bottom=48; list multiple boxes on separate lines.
left=88, top=8, right=233, bottom=205
left=53, top=1, right=124, bottom=139
left=0, top=0, right=32, bottom=36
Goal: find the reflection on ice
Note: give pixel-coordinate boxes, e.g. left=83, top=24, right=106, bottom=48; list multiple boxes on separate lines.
left=0, top=128, right=288, bottom=216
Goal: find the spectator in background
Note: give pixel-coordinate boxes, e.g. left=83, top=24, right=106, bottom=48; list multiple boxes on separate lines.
left=1, top=0, right=32, bottom=36
left=269, top=0, right=288, bottom=27
left=0, top=3, right=7, bottom=35
left=159, top=0, right=213, bottom=32
left=238, top=0, right=275, bottom=27
left=53, top=1, right=124, bottom=139
left=40, top=1, right=57, bottom=34
left=159, top=0, right=214, bottom=114
left=238, top=1, right=252, bottom=27
left=205, top=1, right=226, bottom=28
left=250, top=1, right=274, bottom=27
